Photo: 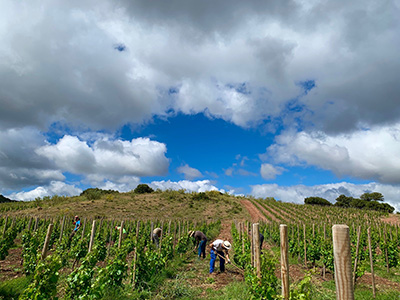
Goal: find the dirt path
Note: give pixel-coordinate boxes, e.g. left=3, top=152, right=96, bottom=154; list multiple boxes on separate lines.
left=240, top=200, right=267, bottom=222
left=179, top=221, right=244, bottom=298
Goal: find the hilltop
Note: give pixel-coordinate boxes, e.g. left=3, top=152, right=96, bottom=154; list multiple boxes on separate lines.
left=0, top=189, right=249, bottom=221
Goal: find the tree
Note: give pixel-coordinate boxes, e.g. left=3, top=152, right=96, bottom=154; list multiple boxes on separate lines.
left=334, top=194, right=354, bottom=207
left=360, top=192, right=384, bottom=202
left=304, top=197, right=332, bottom=206
left=134, top=184, right=154, bottom=194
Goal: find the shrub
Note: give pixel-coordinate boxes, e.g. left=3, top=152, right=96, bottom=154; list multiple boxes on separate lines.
left=134, top=184, right=154, bottom=194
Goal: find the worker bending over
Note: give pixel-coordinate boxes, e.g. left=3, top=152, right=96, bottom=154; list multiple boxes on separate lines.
left=189, top=230, right=207, bottom=259
left=209, top=239, right=231, bottom=274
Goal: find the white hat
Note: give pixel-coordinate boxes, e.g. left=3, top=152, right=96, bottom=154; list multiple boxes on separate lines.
left=223, top=241, right=231, bottom=250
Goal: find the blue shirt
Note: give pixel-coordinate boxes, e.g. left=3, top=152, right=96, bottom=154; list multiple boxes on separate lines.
left=74, top=220, right=81, bottom=232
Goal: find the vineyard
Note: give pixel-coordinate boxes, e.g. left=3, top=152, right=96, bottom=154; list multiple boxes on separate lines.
left=0, top=190, right=400, bottom=299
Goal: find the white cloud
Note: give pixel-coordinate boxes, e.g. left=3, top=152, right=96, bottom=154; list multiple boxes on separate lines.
left=260, top=163, right=286, bottom=180
left=250, top=182, right=400, bottom=212
left=37, top=135, right=169, bottom=182
left=8, top=181, right=82, bottom=201
left=1, top=0, right=398, bottom=133
left=149, top=179, right=219, bottom=193
left=177, top=164, right=203, bottom=180
left=267, top=124, right=400, bottom=184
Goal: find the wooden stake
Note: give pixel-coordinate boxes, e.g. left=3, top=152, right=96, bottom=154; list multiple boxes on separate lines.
left=59, top=216, right=66, bottom=242
left=367, top=227, right=376, bottom=298
left=332, top=224, right=354, bottom=300
left=280, top=224, right=289, bottom=300
left=353, top=226, right=361, bottom=286
left=2, top=216, right=8, bottom=237
left=88, top=220, right=96, bottom=253
left=253, top=223, right=261, bottom=278
left=41, top=223, right=54, bottom=260
left=118, top=221, right=124, bottom=249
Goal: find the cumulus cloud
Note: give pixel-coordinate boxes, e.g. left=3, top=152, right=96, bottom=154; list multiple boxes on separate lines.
left=150, top=179, right=219, bottom=193
left=36, top=135, right=169, bottom=181
left=1, top=0, right=398, bottom=133
left=266, top=124, right=400, bottom=184
left=260, top=163, right=286, bottom=180
left=0, top=128, right=65, bottom=191
left=177, top=164, right=203, bottom=180
left=250, top=182, right=400, bottom=212
left=8, top=181, right=82, bottom=201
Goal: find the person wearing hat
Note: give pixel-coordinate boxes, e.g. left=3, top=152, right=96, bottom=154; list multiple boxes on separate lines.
left=209, top=239, right=231, bottom=274
left=152, top=227, right=162, bottom=248
left=189, top=230, right=207, bottom=259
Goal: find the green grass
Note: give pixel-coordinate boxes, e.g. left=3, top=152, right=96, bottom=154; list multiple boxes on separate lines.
left=312, top=279, right=400, bottom=300
left=0, top=276, right=31, bottom=299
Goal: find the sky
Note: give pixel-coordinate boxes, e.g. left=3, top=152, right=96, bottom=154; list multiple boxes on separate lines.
left=1, top=0, right=400, bottom=211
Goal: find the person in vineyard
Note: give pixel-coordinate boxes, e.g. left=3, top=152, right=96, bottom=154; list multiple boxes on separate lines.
left=69, top=215, right=81, bottom=239
left=115, top=225, right=127, bottom=238
left=209, top=239, right=231, bottom=274
left=189, top=230, right=208, bottom=259
left=152, top=227, right=162, bottom=248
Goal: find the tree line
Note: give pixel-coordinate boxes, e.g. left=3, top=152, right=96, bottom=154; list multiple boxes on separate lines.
left=304, top=192, right=395, bottom=213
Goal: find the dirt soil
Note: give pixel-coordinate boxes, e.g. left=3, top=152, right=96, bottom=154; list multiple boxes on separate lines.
left=254, top=202, right=281, bottom=223
left=381, top=214, right=400, bottom=225
left=240, top=200, right=267, bottom=222
left=0, top=247, right=23, bottom=282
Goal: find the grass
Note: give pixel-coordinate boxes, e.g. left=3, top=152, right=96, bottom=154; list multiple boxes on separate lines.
left=0, top=276, right=31, bottom=299
left=1, top=191, right=250, bottom=222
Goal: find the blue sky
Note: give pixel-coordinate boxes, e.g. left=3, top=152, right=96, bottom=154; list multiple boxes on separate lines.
left=1, top=0, right=400, bottom=211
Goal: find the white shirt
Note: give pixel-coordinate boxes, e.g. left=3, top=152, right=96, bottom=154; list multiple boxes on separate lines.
left=212, top=239, right=224, bottom=251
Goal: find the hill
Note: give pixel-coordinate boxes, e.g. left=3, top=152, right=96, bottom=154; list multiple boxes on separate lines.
left=0, top=195, right=15, bottom=203
left=0, top=190, right=249, bottom=221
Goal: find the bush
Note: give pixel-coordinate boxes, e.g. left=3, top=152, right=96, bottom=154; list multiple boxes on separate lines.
left=134, top=184, right=154, bottom=194
left=304, top=197, right=332, bottom=206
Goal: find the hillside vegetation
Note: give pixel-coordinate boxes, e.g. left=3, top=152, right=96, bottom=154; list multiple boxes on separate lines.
left=0, top=189, right=248, bottom=221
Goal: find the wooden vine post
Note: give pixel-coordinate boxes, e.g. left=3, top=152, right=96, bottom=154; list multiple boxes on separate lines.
left=81, top=218, right=87, bottom=239
left=34, top=217, right=39, bottom=231
left=353, top=225, right=361, bottom=286
left=88, top=220, right=96, bottom=253
left=367, top=227, right=376, bottom=298
left=323, top=223, right=326, bottom=279
left=118, top=220, right=124, bottom=249
left=41, top=223, right=54, bottom=260
left=332, top=224, right=354, bottom=300
left=303, top=224, right=307, bottom=267
left=252, top=223, right=261, bottom=278
left=280, top=224, right=289, bottom=300
left=2, top=216, right=8, bottom=238
left=59, top=215, right=66, bottom=242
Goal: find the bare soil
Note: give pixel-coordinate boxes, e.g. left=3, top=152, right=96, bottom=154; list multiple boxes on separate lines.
left=240, top=200, right=267, bottom=222
left=381, top=214, right=400, bottom=225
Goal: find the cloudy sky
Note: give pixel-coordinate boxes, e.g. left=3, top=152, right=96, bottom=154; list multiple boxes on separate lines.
left=1, top=0, right=400, bottom=211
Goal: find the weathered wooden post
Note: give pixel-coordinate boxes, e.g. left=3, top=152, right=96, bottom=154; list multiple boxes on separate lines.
left=118, top=221, right=124, bottom=249
left=41, top=223, right=54, bottom=260
left=367, top=227, right=376, bottom=298
left=253, top=223, right=261, bottom=278
left=34, top=217, right=39, bottom=231
left=332, top=224, right=354, bottom=300
left=280, top=224, right=289, bottom=300
left=59, top=215, right=66, bottom=242
left=88, top=220, right=96, bottom=253
left=2, top=216, right=8, bottom=238
left=81, top=218, right=87, bottom=239
left=353, top=225, right=361, bottom=286
left=303, top=224, right=307, bottom=267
